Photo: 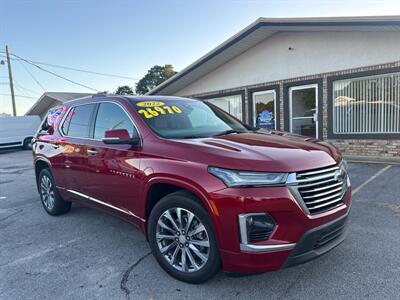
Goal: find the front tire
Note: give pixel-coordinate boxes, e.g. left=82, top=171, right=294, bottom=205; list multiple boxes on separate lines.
left=148, top=191, right=220, bottom=283
left=38, top=169, right=71, bottom=216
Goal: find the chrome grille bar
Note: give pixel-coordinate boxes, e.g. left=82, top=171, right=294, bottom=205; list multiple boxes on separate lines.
left=304, top=191, right=343, bottom=205
left=308, top=197, right=344, bottom=211
left=302, top=186, right=344, bottom=200
left=299, top=181, right=343, bottom=193
left=295, top=171, right=340, bottom=184
left=296, top=166, right=339, bottom=178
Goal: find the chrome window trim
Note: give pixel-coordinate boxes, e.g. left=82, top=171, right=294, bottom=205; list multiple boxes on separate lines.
left=66, top=189, right=145, bottom=222
left=58, top=100, right=143, bottom=146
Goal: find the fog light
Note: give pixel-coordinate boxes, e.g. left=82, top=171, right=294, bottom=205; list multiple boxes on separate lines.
left=238, top=213, right=276, bottom=244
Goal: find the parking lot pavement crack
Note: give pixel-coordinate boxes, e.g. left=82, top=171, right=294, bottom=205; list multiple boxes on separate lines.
left=120, top=252, right=152, bottom=300
left=382, top=203, right=400, bottom=215
left=0, top=209, right=23, bottom=223
left=282, top=266, right=309, bottom=297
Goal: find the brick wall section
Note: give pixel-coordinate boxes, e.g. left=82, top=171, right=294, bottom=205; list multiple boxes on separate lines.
left=185, top=61, right=400, bottom=158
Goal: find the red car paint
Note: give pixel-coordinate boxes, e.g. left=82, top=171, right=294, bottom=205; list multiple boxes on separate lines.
left=33, top=95, right=351, bottom=274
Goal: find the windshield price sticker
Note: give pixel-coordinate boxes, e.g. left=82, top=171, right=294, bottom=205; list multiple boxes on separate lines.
left=138, top=105, right=182, bottom=119
left=136, top=101, right=165, bottom=107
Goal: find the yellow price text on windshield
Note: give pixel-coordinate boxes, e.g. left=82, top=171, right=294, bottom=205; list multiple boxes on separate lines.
left=136, top=101, right=165, bottom=107
left=138, top=105, right=182, bottom=119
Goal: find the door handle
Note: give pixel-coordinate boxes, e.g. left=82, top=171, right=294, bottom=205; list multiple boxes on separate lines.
left=313, top=113, right=318, bottom=123
left=52, top=144, right=60, bottom=149
left=87, top=149, right=98, bottom=155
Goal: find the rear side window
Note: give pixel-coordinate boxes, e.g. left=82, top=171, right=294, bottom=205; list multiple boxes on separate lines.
left=62, top=104, right=96, bottom=138
left=94, top=103, right=137, bottom=139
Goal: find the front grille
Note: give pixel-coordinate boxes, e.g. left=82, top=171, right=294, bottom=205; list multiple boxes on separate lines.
left=295, top=164, right=347, bottom=214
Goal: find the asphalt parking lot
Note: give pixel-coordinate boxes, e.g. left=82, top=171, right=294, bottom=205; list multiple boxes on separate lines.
left=1, top=150, right=400, bottom=300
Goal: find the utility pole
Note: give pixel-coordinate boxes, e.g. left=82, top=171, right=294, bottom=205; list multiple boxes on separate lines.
left=5, top=45, right=17, bottom=116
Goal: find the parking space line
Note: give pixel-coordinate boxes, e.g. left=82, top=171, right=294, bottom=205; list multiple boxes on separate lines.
left=352, top=165, right=392, bottom=196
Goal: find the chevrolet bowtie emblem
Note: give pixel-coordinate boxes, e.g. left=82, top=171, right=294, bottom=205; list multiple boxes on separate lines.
left=334, top=169, right=345, bottom=181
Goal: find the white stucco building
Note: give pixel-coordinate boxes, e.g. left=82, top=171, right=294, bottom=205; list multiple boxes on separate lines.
left=26, top=92, right=92, bottom=119
left=149, top=16, right=400, bottom=159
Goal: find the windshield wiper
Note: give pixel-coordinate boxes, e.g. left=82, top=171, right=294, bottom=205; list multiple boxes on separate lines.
left=182, top=130, right=244, bottom=139
left=182, top=135, right=207, bottom=139
left=213, top=130, right=243, bottom=137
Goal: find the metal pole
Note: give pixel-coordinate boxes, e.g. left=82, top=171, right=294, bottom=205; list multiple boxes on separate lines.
left=5, top=45, right=17, bottom=116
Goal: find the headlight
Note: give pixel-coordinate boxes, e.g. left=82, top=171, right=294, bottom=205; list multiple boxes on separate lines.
left=208, top=167, right=288, bottom=187
left=339, top=159, right=351, bottom=187
left=339, top=159, right=348, bottom=173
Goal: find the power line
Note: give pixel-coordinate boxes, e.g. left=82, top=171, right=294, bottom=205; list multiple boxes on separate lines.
left=13, top=79, right=41, bottom=96
left=12, top=53, right=101, bottom=93
left=29, top=60, right=139, bottom=80
left=1, top=51, right=139, bottom=80
left=0, top=93, right=37, bottom=100
left=16, top=59, right=46, bottom=92
left=14, top=84, right=29, bottom=98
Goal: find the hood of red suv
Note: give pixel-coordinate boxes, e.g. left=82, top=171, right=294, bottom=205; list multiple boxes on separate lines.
left=168, top=131, right=341, bottom=172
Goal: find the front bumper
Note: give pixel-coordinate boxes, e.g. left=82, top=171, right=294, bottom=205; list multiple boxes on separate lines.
left=208, top=184, right=351, bottom=273
left=283, top=212, right=348, bottom=268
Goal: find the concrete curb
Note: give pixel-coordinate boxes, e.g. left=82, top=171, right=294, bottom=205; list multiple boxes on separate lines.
left=344, top=155, right=400, bottom=165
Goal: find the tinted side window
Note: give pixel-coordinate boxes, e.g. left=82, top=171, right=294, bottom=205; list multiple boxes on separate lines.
left=61, top=108, right=73, bottom=135
left=63, top=104, right=95, bottom=138
left=94, top=103, right=137, bottom=139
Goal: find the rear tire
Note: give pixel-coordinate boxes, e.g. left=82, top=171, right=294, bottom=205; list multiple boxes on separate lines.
left=148, top=191, right=220, bottom=283
left=38, top=169, right=71, bottom=216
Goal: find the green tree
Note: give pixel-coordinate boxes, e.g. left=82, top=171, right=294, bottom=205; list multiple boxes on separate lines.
left=135, top=64, right=177, bottom=95
left=115, top=85, right=134, bottom=95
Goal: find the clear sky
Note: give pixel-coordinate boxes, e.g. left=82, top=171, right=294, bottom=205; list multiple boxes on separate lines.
left=1, top=0, right=400, bottom=115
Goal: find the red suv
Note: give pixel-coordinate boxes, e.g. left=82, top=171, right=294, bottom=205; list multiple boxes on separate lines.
left=33, top=95, right=351, bottom=283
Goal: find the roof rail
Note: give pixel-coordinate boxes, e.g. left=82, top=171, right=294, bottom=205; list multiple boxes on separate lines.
left=92, top=92, right=109, bottom=98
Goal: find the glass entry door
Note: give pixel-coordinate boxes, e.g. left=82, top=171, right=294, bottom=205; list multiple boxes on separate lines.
left=289, top=84, right=318, bottom=138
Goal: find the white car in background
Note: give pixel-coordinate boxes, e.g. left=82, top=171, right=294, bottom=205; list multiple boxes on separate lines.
left=0, top=115, right=41, bottom=150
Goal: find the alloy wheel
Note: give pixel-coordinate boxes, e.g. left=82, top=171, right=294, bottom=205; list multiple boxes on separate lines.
left=40, top=175, right=55, bottom=210
left=156, top=207, right=210, bottom=273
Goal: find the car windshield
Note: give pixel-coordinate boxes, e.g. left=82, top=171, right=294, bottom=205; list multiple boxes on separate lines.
left=132, top=99, right=249, bottom=139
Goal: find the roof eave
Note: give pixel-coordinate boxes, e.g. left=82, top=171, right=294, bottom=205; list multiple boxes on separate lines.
left=147, top=15, right=400, bottom=95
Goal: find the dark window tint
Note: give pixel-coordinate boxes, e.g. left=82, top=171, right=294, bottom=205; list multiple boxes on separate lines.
left=63, top=104, right=95, bottom=138
left=94, top=103, right=136, bottom=139
left=61, top=109, right=73, bottom=134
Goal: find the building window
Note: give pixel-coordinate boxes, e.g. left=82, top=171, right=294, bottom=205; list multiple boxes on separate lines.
left=333, top=72, right=400, bottom=135
left=253, top=90, right=276, bottom=129
left=205, top=94, right=243, bottom=120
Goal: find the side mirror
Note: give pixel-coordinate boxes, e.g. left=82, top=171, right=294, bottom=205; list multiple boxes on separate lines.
left=41, top=122, right=54, bottom=134
left=102, top=129, right=140, bottom=146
